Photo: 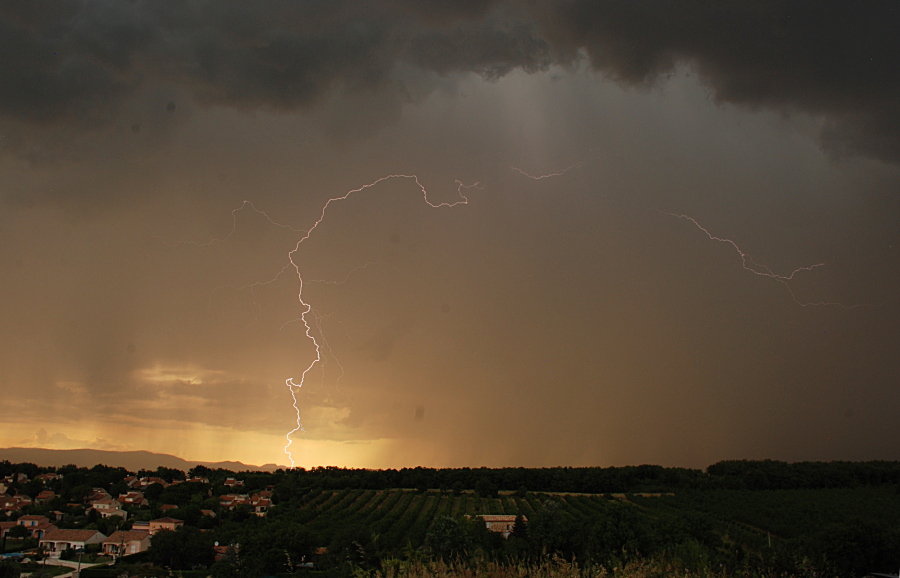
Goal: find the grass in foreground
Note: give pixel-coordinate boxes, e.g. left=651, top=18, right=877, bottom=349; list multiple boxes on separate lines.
left=368, top=556, right=825, bottom=578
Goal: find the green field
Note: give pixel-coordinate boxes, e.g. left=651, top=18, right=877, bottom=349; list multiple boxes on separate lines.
left=205, top=485, right=899, bottom=576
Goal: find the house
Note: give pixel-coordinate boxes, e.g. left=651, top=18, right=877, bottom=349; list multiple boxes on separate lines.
left=2, top=474, right=28, bottom=485
left=219, top=494, right=250, bottom=509
left=223, top=477, right=244, bottom=488
left=17, top=514, right=56, bottom=538
left=250, top=495, right=271, bottom=517
left=148, top=517, right=183, bottom=535
left=85, top=488, right=111, bottom=503
left=117, top=491, right=148, bottom=507
left=102, top=530, right=152, bottom=557
left=39, top=529, right=106, bottom=556
left=17, top=515, right=50, bottom=528
left=252, top=498, right=271, bottom=517
left=21, top=520, right=58, bottom=540
left=36, top=473, right=61, bottom=483
left=0, top=494, right=32, bottom=514
left=35, top=490, right=56, bottom=505
left=0, top=495, right=16, bottom=513
left=0, top=521, right=16, bottom=538
left=200, top=509, right=216, bottom=518
left=475, top=515, right=526, bottom=538
left=136, top=477, right=169, bottom=489
left=91, top=498, right=128, bottom=520
left=159, top=504, right=178, bottom=513
left=16, top=514, right=57, bottom=539
left=213, top=544, right=231, bottom=562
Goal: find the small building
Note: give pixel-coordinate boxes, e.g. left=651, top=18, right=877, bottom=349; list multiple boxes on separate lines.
left=40, top=529, right=106, bottom=556
left=131, top=521, right=151, bottom=532
left=102, top=530, right=152, bottom=557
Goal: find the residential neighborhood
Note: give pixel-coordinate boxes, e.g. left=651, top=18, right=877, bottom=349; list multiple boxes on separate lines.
left=0, top=463, right=258, bottom=575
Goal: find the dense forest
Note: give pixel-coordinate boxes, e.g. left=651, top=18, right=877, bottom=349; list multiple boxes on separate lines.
left=0, top=460, right=898, bottom=577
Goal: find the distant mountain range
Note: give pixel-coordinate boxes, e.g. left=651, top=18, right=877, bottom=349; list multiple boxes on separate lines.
left=0, top=447, right=283, bottom=472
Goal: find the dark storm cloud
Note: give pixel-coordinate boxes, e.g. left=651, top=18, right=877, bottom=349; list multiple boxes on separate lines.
left=532, top=0, right=900, bottom=162
left=1, top=1, right=898, bottom=162
left=0, top=1, right=548, bottom=126
left=407, top=19, right=553, bottom=80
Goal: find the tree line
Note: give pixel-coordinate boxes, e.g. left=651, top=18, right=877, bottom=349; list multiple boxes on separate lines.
left=3, top=459, right=900, bottom=496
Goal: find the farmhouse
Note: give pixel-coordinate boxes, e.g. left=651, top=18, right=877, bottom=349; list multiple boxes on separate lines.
left=478, top=514, right=526, bottom=538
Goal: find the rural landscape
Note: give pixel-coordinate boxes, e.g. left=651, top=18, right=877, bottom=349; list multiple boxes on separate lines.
left=3, top=2, right=900, bottom=577
left=1, top=458, right=899, bottom=577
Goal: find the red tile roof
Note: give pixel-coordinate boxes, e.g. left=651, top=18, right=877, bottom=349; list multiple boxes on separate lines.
left=41, top=529, right=106, bottom=542
left=103, top=530, right=151, bottom=544
left=477, top=515, right=525, bottom=522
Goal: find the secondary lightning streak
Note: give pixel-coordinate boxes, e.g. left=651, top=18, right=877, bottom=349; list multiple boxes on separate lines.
left=655, top=208, right=872, bottom=308
left=306, top=261, right=382, bottom=286
left=511, top=161, right=587, bottom=180
left=178, top=200, right=303, bottom=247
left=219, top=261, right=383, bottom=322
left=282, top=175, right=480, bottom=467
left=209, top=263, right=296, bottom=320
left=310, top=309, right=350, bottom=405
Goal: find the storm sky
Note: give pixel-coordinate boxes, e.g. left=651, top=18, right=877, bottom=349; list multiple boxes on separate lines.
left=1, top=1, right=898, bottom=469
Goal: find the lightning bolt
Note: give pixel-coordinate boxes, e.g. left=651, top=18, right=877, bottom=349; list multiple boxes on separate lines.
left=186, top=158, right=874, bottom=469
left=654, top=208, right=875, bottom=308
left=282, top=175, right=481, bottom=467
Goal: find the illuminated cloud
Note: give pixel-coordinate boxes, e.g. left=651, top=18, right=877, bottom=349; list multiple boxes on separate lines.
left=18, top=428, right=131, bottom=452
